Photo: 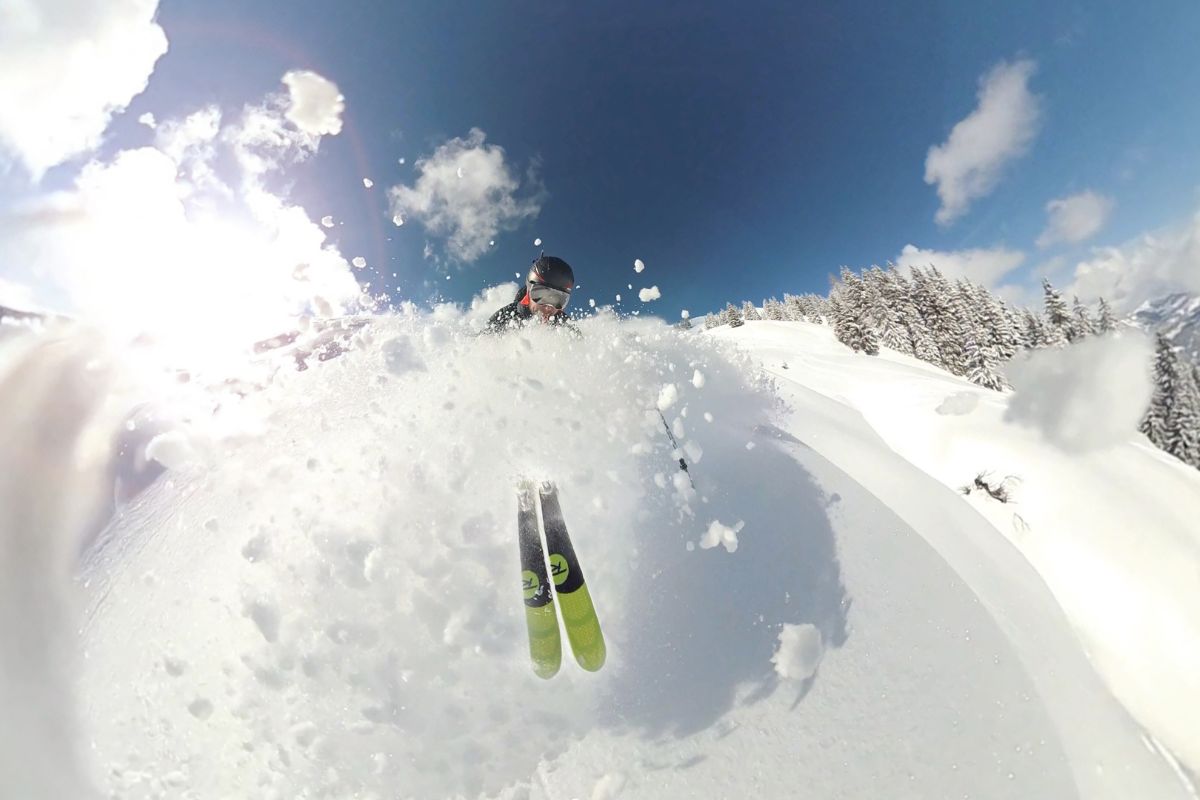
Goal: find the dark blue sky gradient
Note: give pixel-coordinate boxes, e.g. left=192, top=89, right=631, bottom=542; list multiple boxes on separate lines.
left=107, top=0, right=1200, bottom=317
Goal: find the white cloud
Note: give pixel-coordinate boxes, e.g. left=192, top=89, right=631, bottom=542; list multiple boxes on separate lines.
left=0, top=0, right=168, bottom=178
left=1066, top=208, right=1200, bottom=312
left=1037, top=190, right=1115, bottom=248
left=0, top=77, right=361, bottom=370
left=1004, top=331, right=1153, bottom=453
left=387, top=128, right=544, bottom=262
left=924, top=59, right=1041, bottom=225
left=894, top=243, right=1026, bottom=288
left=281, top=70, right=344, bottom=137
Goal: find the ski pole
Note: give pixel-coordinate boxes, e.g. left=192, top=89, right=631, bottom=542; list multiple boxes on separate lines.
left=657, top=409, right=696, bottom=490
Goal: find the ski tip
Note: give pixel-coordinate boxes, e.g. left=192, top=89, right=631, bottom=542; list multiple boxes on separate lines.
left=533, top=661, right=561, bottom=680
left=576, top=648, right=606, bottom=672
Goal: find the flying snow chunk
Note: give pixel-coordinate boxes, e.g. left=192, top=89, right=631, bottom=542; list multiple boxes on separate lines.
left=589, top=299, right=596, bottom=308
left=1004, top=332, right=1153, bottom=453
left=282, top=70, right=345, bottom=136
left=628, top=284, right=633, bottom=290
left=138, top=112, right=156, bottom=129
left=363, top=178, right=374, bottom=188
left=691, top=370, right=706, bottom=388
left=634, top=258, right=645, bottom=273
left=772, top=623, right=824, bottom=681
left=489, top=240, right=495, bottom=246
left=699, top=519, right=744, bottom=553
left=681, top=309, right=690, bottom=319
left=534, top=237, right=542, bottom=246
left=456, top=166, right=464, bottom=179
left=145, top=432, right=195, bottom=470
left=352, top=257, right=367, bottom=269
left=321, top=215, right=334, bottom=228
left=639, top=286, right=661, bottom=302
left=398, top=157, right=406, bottom=165
left=657, top=383, right=678, bottom=411
left=392, top=214, right=404, bottom=227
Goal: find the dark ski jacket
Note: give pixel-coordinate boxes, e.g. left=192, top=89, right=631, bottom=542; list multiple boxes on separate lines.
left=487, top=286, right=577, bottom=334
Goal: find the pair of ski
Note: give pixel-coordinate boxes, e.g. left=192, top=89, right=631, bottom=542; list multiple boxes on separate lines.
left=516, top=479, right=606, bottom=678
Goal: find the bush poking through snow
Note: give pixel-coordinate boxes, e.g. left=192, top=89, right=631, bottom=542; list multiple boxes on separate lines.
left=960, top=471, right=1021, bottom=503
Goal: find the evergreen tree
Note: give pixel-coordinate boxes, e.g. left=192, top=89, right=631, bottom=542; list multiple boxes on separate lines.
left=830, top=273, right=879, bottom=355
left=1042, top=278, right=1073, bottom=342
left=726, top=302, right=744, bottom=328
left=1072, top=296, right=1097, bottom=338
left=764, top=298, right=785, bottom=321
left=1007, top=304, right=1031, bottom=350
left=782, top=293, right=805, bottom=321
left=864, top=266, right=910, bottom=354
left=677, top=315, right=693, bottom=330
left=1142, top=333, right=1179, bottom=449
left=1021, top=310, right=1044, bottom=349
left=1166, top=360, right=1200, bottom=467
left=963, top=336, right=1007, bottom=391
left=742, top=301, right=762, bottom=321
left=703, top=312, right=720, bottom=330
left=1097, top=297, right=1118, bottom=333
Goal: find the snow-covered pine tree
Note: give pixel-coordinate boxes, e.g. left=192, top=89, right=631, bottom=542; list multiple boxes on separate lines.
left=902, top=267, right=944, bottom=361
left=862, top=266, right=910, bottom=354
left=703, top=312, right=720, bottom=330
left=1006, top=303, right=1031, bottom=351
left=831, top=268, right=879, bottom=355
left=764, top=298, right=785, bottom=321
left=726, top=302, right=745, bottom=328
left=975, top=284, right=1018, bottom=361
left=742, top=301, right=762, bottom=321
left=782, top=294, right=805, bottom=322
left=1097, top=297, right=1117, bottom=333
left=1021, top=310, right=1044, bottom=349
left=812, top=294, right=832, bottom=324
left=963, top=336, right=1007, bottom=391
left=1141, top=333, right=1178, bottom=450
left=1072, top=297, right=1097, bottom=339
left=677, top=315, right=693, bottom=330
left=1166, top=358, right=1200, bottom=467
left=1042, top=278, right=1074, bottom=342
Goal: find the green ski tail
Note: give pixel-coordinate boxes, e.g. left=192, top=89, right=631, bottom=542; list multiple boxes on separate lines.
left=517, top=480, right=561, bottom=679
left=539, top=482, right=606, bottom=672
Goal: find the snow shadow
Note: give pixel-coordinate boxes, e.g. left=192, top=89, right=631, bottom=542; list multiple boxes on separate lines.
left=601, top=423, right=848, bottom=738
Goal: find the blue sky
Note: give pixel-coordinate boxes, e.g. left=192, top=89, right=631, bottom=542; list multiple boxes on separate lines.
left=6, top=1, right=1200, bottom=321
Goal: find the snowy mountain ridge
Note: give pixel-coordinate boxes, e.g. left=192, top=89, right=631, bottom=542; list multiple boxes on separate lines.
left=1, top=308, right=1198, bottom=799
left=1131, top=292, right=1200, bottom=363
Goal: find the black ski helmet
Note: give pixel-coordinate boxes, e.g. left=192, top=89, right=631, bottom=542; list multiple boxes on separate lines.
left=527, top=255, right=575, bottom=292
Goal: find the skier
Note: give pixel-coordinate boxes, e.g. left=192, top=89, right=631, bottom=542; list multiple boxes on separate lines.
left=487, top=255, right=577, bottom=332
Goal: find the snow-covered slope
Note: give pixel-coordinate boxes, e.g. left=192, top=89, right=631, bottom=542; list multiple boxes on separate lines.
left=711, top=320, right=1200, bottom=781
left=1, top=309, right=1196, bottom=799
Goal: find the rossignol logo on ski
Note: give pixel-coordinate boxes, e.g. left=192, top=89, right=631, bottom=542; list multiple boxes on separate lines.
left=522, top=570, right=540, bottom=600
left=549, top=553, right=570, bottom=586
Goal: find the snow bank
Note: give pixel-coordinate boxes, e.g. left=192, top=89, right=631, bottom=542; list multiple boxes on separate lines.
left=714, top=319, right=1200, bottom=787
left=79, top=307, right=849, bottom=798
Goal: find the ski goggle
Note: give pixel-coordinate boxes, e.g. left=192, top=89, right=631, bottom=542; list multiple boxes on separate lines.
left=528, top=283, right=571, bottom=310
